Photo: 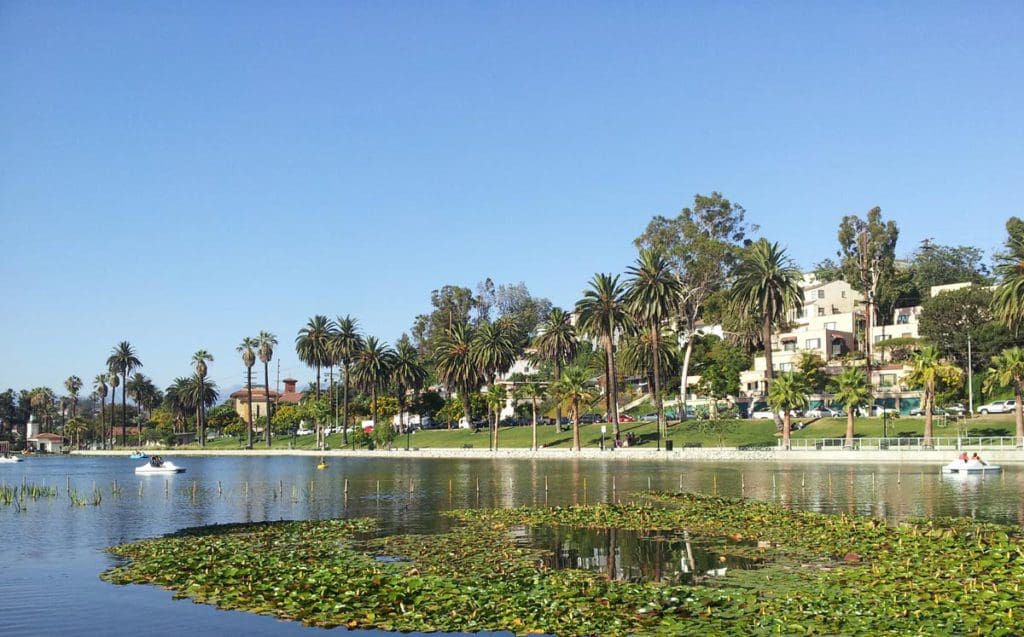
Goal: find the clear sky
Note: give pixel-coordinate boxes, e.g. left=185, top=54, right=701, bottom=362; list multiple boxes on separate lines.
left=2, top=2, right=1022, bottom=396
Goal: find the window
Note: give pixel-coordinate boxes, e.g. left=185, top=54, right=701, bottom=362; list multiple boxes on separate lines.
left=841, top=291, right=846, bottom=298
left=817, top=307, right=825, bottom=316
left=779, top=363, right=793, bottom=372
left=897, top=314, right=910, bottom=325
left=817, top=289, right=825, bottom=299
left=831, top=338, right=846, bottom=356
left=879, top=374, right=897, bottom=388
left=805, top=338, right=821, bottom=349
left=874, top=334, right=887, bottom=343
left=783, top=340, right=796, bottom=351
left=825, top=322, right=836, bottom=330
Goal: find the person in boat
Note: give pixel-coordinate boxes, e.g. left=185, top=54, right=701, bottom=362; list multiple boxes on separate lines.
left=971, top=452, right=987, bottom=466
left=149, top=455, right=164, bottom=468
left=959, top=452, right=969, bottom=463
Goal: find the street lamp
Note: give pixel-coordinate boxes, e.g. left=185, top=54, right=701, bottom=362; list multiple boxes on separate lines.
left=406, top=425, right=411, bottom=451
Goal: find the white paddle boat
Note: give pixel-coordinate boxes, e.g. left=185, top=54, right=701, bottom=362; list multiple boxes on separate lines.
left=135, top=458, right=185, bottom=474
left=942, top=458, right=1001, bottom=474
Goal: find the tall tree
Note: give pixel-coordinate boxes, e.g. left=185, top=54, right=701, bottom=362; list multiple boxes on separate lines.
left=905, top=345, right=962, bottom=447
left=910, top=243, right=990, bottom=296
left=471, top=320, right=517, bottom=448
left=411, top=285, right=476, bottom=358
left=832, top=367, right=872, bottom=449
left=576, top=273, right=631, bottom=441
left=531, top=307, right=578, bottom=432
left=553, top=365, right=597, bottom=452
left=351, top=337, right=396, bottom=445
left=992, top=217, right=1024, bottom=332
left=730, top=239, right=803, bottom=413
left=485, top=384, right=508, bottom=450
left=434, top=323, right=484, bottom=432
left=64, top=376, right=83, bottom=419
left=517, top=374, right=545, bottom=451
left=625, top=249, right=681, bottom=442
left=296, top=315, right=335, bottom=400
left=918, top=286, right=1012, bottom=372
left=107, top=341, right=142, bottom=446
left=257, top=331, right=277, bottom=447
left=767, top=373, right=807, bottom=450
left=983, top=347, right=1024, bottom=446
left=93, top=375, right=108, bottom=449
left=191, top=350, right=214, bottom=447
left=332, top=316, right=364, bottom=446
left=392, top=334, right=427, bottom=435
left=237, top=337, right=259, bottom=449
left=107, top=370, right=119, bottom=448
left=837, top=207, right=899, bottom=382
left=635, top=192, right=752, bottom=421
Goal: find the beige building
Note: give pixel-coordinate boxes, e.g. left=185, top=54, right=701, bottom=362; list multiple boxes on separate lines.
left=230, top=378, right=304, bottom=422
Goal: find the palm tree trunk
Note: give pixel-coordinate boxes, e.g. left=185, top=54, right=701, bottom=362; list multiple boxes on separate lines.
left=461, top=391, right=473, bottom=433
left=782, top=412, right=791, bottom=450
left=923, top=387, right=934, bottom=447
left=652, top=323, right=664, bottom=443
left=315, top=365, right=321, bottom=400
left=121, top=373, right=128, bottom=447
left=606, top=338, right=621, bottom=441
left=763, top=316, right=783, bottom=430
left=1016, top=383, right=1024, bottom=447
left=196, top=405, right=202, bottom=448
left=246, top=368, right=254, bottom=449
left=531, top=396, right=538, bottom=451
left=371, top=387, right=378, bottom=447
left=109, top=391, right=116, bottom=449
left=342, top=364, right=350, bottom=445
left=555, top=363, right=563, bottom=433
left=99, top=401, right=105, bottom=450
left=492, top=405, right=499, bottom=451
left=264, top=362, right=272, bottom=447
left=844, top=409, right=855, bottom=449
left=572, top=400, right=581, bottom=451
left=679, top=327, right=694, bottom=422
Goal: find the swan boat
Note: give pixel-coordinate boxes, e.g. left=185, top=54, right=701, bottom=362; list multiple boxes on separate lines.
left=129, top=451, right=148, bottom=459
left=941, top=459, right=1001, bottom=474
left=0, top=455, right=23, bottom=463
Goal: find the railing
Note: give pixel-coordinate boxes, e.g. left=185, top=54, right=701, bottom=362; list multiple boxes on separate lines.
left=784, top=436, right=1022, bottom=451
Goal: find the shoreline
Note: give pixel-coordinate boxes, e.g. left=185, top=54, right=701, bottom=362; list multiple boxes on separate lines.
left=71, top=447, right=1024, bottom=465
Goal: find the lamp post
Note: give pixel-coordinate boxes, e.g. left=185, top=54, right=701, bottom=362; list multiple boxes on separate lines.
left=601, top=425, right=606, bottom=451
left=882, top=408, right=888, bottom=440
left=406, top=425, right=411, bottom=451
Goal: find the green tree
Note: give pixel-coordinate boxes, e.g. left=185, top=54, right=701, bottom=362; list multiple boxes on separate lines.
left=257, top=331, right=278, bottom=447
left=634, top=193, right=752, bottom=422
left=411, top=285, right=476, bottom=358
left=694, top=338, right=749, bottom=418
left=191, top=350, right=214, bottom=446
left=392, top=334, right=427, bottom=434
left=767, top=373, right=807, bottom=450
left=625, top=249, right=681, bottom=442
left=918, top=286, right=1013, bottom=372
left=730, top=239, right=803, bottom=413
left=576, top=273, right=632, bottom=440
left=471, top=320, right=517, bottom=447
left=64, top=376, right=83, bottom=419
left=837, top=207, right=899, bottom=379
left=107, top=341, right=142, bottom=447
left=905, top=345, right=963, bottom=446
left=271, top=403, right=302, bottom=435
left=331, top=316, right=364, bottom=446
left=434, top=323, right=484, bottom=432
left=237, top=336, right=259, bottom=449
left=911, top=243, right=990, bottom=295
left=516, top=374, right=545, bottom=451
left=983, top=347, right=1024, bottom=446
left=794, top=351, right=828, bottom=395
left=485, top=384, right=507, bottom=450
left=351, top=337, right=396, bottom=446
left=832, top=367, right=872, bottom=449
left=992, top=217, right=1024, bottom=332
left=531, top=307, right=578, bottom=432
left=554, top=365, right=598, bottom=452
left=296, top=315, right=335, bottom=400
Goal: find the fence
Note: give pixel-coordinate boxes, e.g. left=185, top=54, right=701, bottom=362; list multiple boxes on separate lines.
left=784, top=436, right=1021, bottom=451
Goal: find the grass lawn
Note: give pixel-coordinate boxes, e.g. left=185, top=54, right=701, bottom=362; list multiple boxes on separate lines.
left=168, top=414, right=1018, bottom=451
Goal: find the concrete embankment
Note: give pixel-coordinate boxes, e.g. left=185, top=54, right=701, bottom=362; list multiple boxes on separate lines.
left=72, top=447, right=1024, bottom=465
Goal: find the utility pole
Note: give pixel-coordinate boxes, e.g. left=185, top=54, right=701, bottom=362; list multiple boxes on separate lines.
left=967, top=333, right=974, bottom=415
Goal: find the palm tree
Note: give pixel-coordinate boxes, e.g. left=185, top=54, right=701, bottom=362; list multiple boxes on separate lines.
left=64, top=376, right=83, bottom=419
left=30, top=388, right=55, bottom=432
left=471, top=320, right=517, bottom=448
left=331, top=316, right=363, bottom=445
left=518, top=375, right=545, bottom=451
left=178, top=375, right=219, bottom=441
left=983, top=347, right=1024, bottom=446
left=237, top=337, right=259, bottom=449
left=485, top=384, right=508, bottom=450
left=554, top=365, right=598, bottom=452
left=192, top=350, right=214, bottom=447
left=107, top=370, right=119, bottom=448
left=434, top=323, right=484, bottom=432
left=905, top=345, right=962, bottom=447
left=992, top=233, right=1024, bottom=331
left=576, top=273, right=631, bottom=441
left=618, top=328, right=679, bottom=418
left=126, top=372, right=150, bottom=442
left=164, top=377, right=193, bottom=433
left=351, top=337, right=396, bottom=445
left=767, top=372, right=808, bottom=450
left=833, top=367, right=872, bottom=449
left=93, top=375, right=108, bottom=449
left=296, top=315, right=335, bottom=400
left=625, top=249, right=682, bottom=445
left=532, top=308, right=578, bottom=432
left=257, top=331, right=278, bottom=447
left=107, top=341, right=142, bottom=446
left=731, top=240, right=803, bottom=416
left=392, top=335, right=427, bottom=436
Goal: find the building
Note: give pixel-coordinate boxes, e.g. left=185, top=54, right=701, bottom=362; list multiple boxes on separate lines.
left=28, top=432, right=64, bottom=453
left=230, top=378, right=304, bottom=422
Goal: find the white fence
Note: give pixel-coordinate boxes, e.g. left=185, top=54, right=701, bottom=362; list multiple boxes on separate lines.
left=784, top=436, right=1021, bottom=451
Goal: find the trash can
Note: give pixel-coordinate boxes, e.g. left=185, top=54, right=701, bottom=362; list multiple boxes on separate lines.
left=665, top=439, right=673, bottom=451
left=814, top=442, right=823, bottom=450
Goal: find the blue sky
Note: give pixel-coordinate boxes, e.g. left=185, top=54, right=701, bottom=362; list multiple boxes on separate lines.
left=2, top=2, right=1022, bottom=396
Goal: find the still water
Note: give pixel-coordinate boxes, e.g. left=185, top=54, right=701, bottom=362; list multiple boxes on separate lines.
left=2, top=455, right=1022, bottom=636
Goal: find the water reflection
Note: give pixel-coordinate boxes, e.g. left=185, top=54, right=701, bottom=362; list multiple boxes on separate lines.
left=512, top=525, right=762, bottom=584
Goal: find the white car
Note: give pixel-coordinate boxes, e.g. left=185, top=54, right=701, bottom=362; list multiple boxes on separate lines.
left=805, top=407, right=843, bottom=418
left=977, top=400, right=1016, bottom=415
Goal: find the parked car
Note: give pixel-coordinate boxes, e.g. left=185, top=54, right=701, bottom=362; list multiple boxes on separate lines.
left=579, top=413, right=602, bottom=424
left=751, top=409, right=801, bottom=420
left=295, top=427, right=313, bottom=436
left=639, top=413, right=658, bottom=422
left=805, top=406, right=843, bottom=418
left=977, top=400, right=1016, bottom=415
left=618, top=414, right=635, bottom=422
left=943, top=403, right=967, bottom=416
left=858, top=405, right=899, bottom=417
left=909, top=406, right=946, bottom=416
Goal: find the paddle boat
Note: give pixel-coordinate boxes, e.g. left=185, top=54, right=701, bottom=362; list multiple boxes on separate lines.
left=0, top=455, right=23, bottom=463
left=316, top=458, right=329, bottom=470
left=129, top=451, right=148, bottom=460
left=135, top=457, right=185, bottom=474
left=942, top=457, right=1001, bottom=474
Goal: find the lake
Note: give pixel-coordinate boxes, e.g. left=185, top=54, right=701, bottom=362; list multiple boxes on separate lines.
left=2, top=455, right=1022, bottom=636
